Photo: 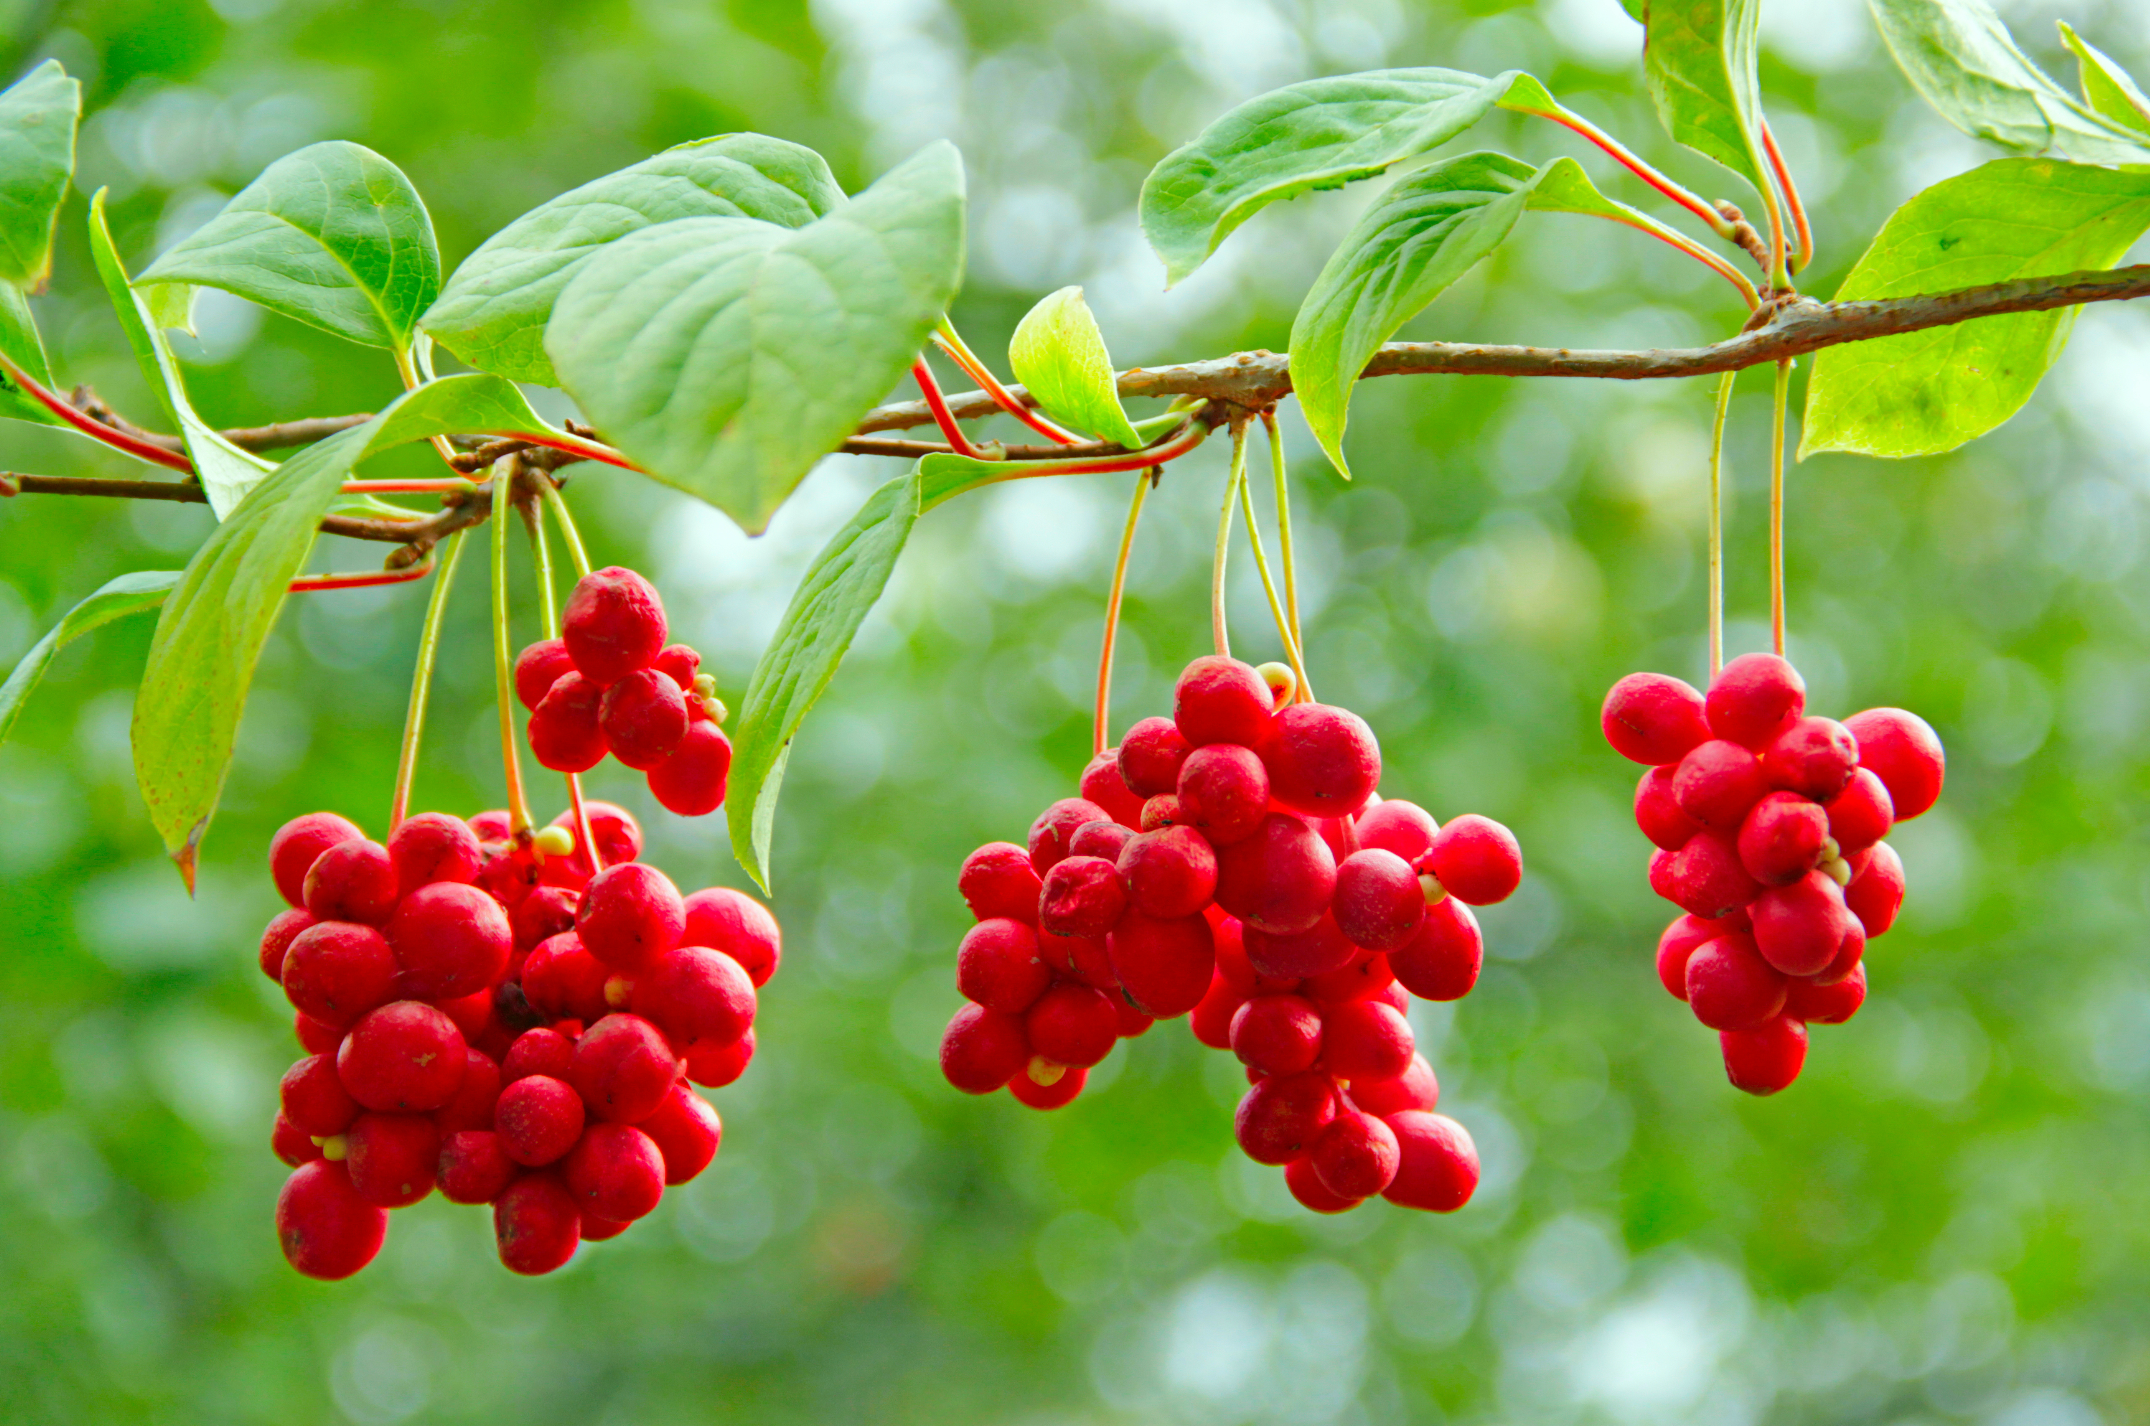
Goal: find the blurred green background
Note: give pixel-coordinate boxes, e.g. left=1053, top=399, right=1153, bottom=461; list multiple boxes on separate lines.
left=5, top=0, right=2149, bottom=1420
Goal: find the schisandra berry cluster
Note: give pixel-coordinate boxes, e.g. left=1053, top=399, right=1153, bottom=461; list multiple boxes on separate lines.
left=939, top=653, right=1524, bottom=1216
left=260, top=801, right=777, bottom=1278
left=517, top=566, right=732, bottom=816
left=1601, top=652, right=1946, bottom=1093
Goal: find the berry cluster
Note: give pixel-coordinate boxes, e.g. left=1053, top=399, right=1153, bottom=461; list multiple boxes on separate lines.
left=1601, top=652, right=1946, bottom=1093
left=260, top=801, right=777, bottom=1279
left=940, top=653, right=1523, bottom=1216
left=517, top=566, right=732, bottom=816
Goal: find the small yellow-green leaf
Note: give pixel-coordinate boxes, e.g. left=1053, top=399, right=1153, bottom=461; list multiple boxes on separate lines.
left=2058, top=21, right=2150, bottom=137
left=1008, top=287, right=1144, bottom=449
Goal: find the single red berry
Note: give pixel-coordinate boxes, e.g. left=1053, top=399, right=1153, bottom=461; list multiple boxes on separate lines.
left=1721, top=1014, right=1808, bottom=1095
left=1762, top=716, right=1859, bottom=801
left=502, top=1027, right=577, bottom=1083
left=639, top=1084, right=722, bottom=1184
left=277, top=1160, right=388, bottom=1280
left=344, top=1112, right=440, bottom=1207
left=1139, top=794, right=1184, bottom=831
left=570, top=1013, right=681, bottom=1123
left=648, top=720, right=733, bottom=816
left=260, top=908, right=316, bottom=983
left=685, top=1027, right=755, bottom=1088
left=510, top=885, right=580, bottom=954
left=495, top=1074, right=586, bottom=1166
left=940, top=1004, right=1029, bottom=1093
left=385, top=811, right=484, bottom=889
left=1107, top=910, right=1216, bottom=1018
left=1243, top=912, right=1358, bottom=980
left=1311, top=1108, right=1401, bottom=1200
left=1114, top=999, right=1155, bottom=1038
left=1117, top=827, right=1218, bottom=919
left=632, top=945, right=757, bottom=1050
left=282, top=921, right=399, bottom=1028
left=468, top=809, right=512, bottom=842
left=1788, top=961, right=1867, bottom=1024
left=1230, top=994, right=1322, bottom=1075
left=528, top=672, right=607, bottom=773
left=1039, top=926, right=1116, bottom=990
left=1190, top=973, right=1247, bottom=1050
left=1354, top=798, right=1438, bottom=865
left=303, top=839, right=399, bottom=926
left=1380, top=1111, right=1479, bottom=1212
left=562, top=1122, right=667, bottom=1222
left=1736, top=791, right=1828, bottom=887
left=1706, top=653, right=1806, bottom=748
left=433, top=1047, right=502, bottom=1133
left=1319, top=999, right=1414, bottom=1081
left=1816, top=915, right=1866, bottom=985
left=545, top=801, right=643, bottom=881
left=1262, top=703, right=1381, bottom=817
left=1234, top=1071, right=1338, bottom=1164
left=493, top=1171, right=582, bottom=1275
left=600, top=668, right=690, bottom=770
left=336, top=1001, right=468, bottom=1113
left=1751, top=871, right=1857, bottom=977
left=563, top=565, right=667, bottom=687
left=957, top=843, right=1043, bottom=925
left=387, top=881, right=513, bottom=1001
left=1176, top=743, right=1271, bottom=846
left=1424, top=815, right=1522, bottom=906
left=272, top=1112, right=321, bottom=1168
left=521, top=932, right=610, bottom=1023
left=1009, top=1062, right=1089, bottom=1110
left=514, top=637, right=575, bottom=711
left=1634, top=765, right=1702, bottom=851
left=1672, top=740, right=1770, bottom=832
left=480, top=845, right=543, bottom=907
left=1825, top=768, right=1894, bottom=854
left=653, top=643, right=701, bottom=692
left=1388, top=897, right=1481, bottom=1001
left=1302, top=951, right=1396, bottom=1005
left=295, top=1011, right=343, bottom=1056
left=1661, top=829, right=1762, bottom=919
left=1117, top=716, right=1190, bottom=797
left=1845, top=841, right=1906, bottom=936
left=438, top=1129, right=518, bottom=1204
left=270, top=812, right=363, bottom=908
left=1844, top=708, right=1945, bottom=820
left=1285, top=1154, right=1363, bottom=1213
left=956, top=918, right=1051, bottom=1014
left=1351, top=1054, right=1440, bottom=1116
left=281, top=1053, right=360, bottom=1137
left=1214, top=814, right=1336, bottom=935
left=1685, top=932, right=1788, bottom=1031
left=1070, top=819, right=1136, bottom=863
left=580, top=1212, right=632, bottom=1242
left=679, top=886, right=780, bottom=986
left=1039, top=855, right=1128, bottom=938
left=1174, top=655, right=1275, bottom=748
left=1655, top=912, right=1741, bottom=1001
left=1023, top=983, right=1120, bottom=1068
left=1600, top=673, right=1710, bottom=765
left=1028, top=798, right=1113, bottom=876
left=577, top=862, right=686, bottom=973
left=1080, top=751, right=1146, bottom=827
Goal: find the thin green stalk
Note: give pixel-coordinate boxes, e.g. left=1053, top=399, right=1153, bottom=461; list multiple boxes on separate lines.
left=388, top=530, right=468, bottom=830
left=491, top=461, right=534, bottom=839
left=1212, top=421, right=1246, bottom=658
left=538, top=474, right=592, bottom=578
left=1236, top=449, right=1312, bottom=702
left=1094, top=473, right=1151, bottom=757
left=1770, top=357, right=1790, bottom=656
left=1707, top=369, right=1736, bottom=677
left=1261, top=410, right=1307, bottom=683
left=524, top=497, right=598, bottom=870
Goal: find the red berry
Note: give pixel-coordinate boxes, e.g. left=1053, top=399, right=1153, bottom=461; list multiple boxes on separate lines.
left=480, top=845, right=543, bottom=907
left=632, top=945, right=757, bottom=1049
left=433, top=1047, right=502, bottom=1133
left=570, top=1013, right=680, bottom=1123
left=957, top=843, right=1042, bottom=925
left=563, top=566, right=667, bottom=687
left=1080, top=751, right=1146, bottom=827
left=1684, top=932, right=1787, bottom=1031
left=1190, top=973, right=1247, bottom=1050
left=1673, top=740, right=1770, bottom=831
left=303, top=839, right=399, bottom=925
left=1656, top=912, right=1739, bottom=1001
left=1310, top=1108, right=1401, bottom=1199
left=1355, top=798, right=1438, bottom=865
left=494, top=1171, right=582, bottom=1274
left=1174, top=655, right=1275, bottom=748
left=1243, top=912, right=1357, bottom=979
left=468, top=809, right=512, bottom=842
left=521, top=932, right=610, bottom=1023
left=1389, top=897, right=1481, bottom=1001
left=1023, top=983, right=1119, bottom=1068
left=580, top=1212, right=631, bottom=1242
left=1845, top=841, right=1906, bottom=936
left=1720, top=1014, right=1808, bottom=1095
left=1319, top=999, right=1414, bottom=1081
left=1302, top=952, right=1395, bottom=1004
left=1028, top=798, right=1113, bottom=876
left=1106, top=910, right=1216, bottom=1019
left=438, top=1129, right=518, bottom=1204
left=495, top=1074, right=586, bottom=1165
left=1230, top=994, right=1322, bottom=1075
left=1788, top=961, right=1867, bottom=1024
left=679, top=887, right=780, bottom=986
left=1117, top=716, right=1190, bottom=797
left=1351, top=1054, right=1440, bottom=1116
left=599, top=669, right=689, bottom=770
left=1176, top=743, right=1271, bottom=845
left=1706, top=653, right=1805, bottom=748
left=514, top=638, right=575, bottom=711
left=653, top=643, right=701, bottom=692
left=1214, top=814, right=1336, bottom=934
left=1817, top=914, right=1866, bottom=984
left=1380, top=1111, right=1479, bottom=1212
left=1285, top=1154, right=1363, bottom=1213
left=639, top=1084, right=722, bottom=1184
left=684, top=1027, right=755, bottom=1087
left=1008, top=1062, right=1089, bottom=1109
left=1844, top=708, right=1945, bottom=820
left=529, top=672, right=607, bottom=773
left=281, top=1053, right=360, bottom=1137
left=270, top=812, right=363, bottom=908
left=345, top=1112, right=440, bottom=1207
left=1762, top=716, right=1859, bottom=801
left=386, top=813, right=480, bottom=892
left=563, top=1122, right=666, bottom=1222
left=1634, top=765, right=1702, bottom=851
left=1825, top=768, right=1894, bottom=853
left=1262, top=703, right=1380, bottom=817
left=510, top=885, right=580, bottom=954
left=1114, top=999, right=1155, bottom=1038
left=1601, top=672, right=1710, bottom=765
left=1117, top=826, right=1218, bottom=919
left=1425, top=815, right=1522, bottom=906
left=260, top=908, right=316, bottom=983
left=577, top=862, right=685, bottom=973
left=939, top=1004, right=1029, bottom=1093
left=295, top=1011, right=343, bottom=1056
left=1661, top=829, right=1762, bottom=919
left=337, top=1001, right=468, bottom=1113
left=277, top=1160, right=388, bottom=1280
left=273, top=1112, right=320, bottom=1167
left=1234, top=1070, right=1337, bottom=1164
left=1736, top=791, right=1828, bottom=887
left=387, top=881, right=513, bottom=1001
left=1039, top=926, right=1116, bottom=989
left=545, top=801, right=644, bottom=881
left=1070, top=819, right=1136, bottom=863
left=648, top=720, right=733, bottom=815
left=503, top=1027, right=576, bottom=1083
left=282, top=921, right=399, bottom=1028
left=1139, top=794, right=1184, bottom=831
left=1038, top=854, right=1127, bottom=938
left=1750, top=871, right=1856, bottom=976
left=956, top=918, right=1050, bottom=1014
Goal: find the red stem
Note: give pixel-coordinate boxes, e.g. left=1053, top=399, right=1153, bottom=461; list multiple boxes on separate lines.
left=289, top=558, right=435, bottom=593
left=1521, top=107, right=1730, bottom=234
left=910, top=360, right=994, bottom=460
left=343, top=478, right=475, bottom=494
left=931, top=332, right=1084, bottom=446
left=1762, top=120, right=1814, bottom=275
left=0, top=351, right=196, bottom=474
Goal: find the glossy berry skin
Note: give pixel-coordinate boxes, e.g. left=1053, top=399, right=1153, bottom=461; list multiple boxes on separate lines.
left=277, top=1160, right=389, bottom=1280
left=1214, top=814, right=1336, bottom=935
left=1355, top=799, right=1439, bottom=865
left=270, top=812, right=363, bottom=908
left=648, top=721, right=733, bottom=816
left=1174, top=655, right=1275, bottom=748
left=295, top=1012, right=343, bottom=1056
left=433, top=1048, right=502, bottom=1134
left=468, top=809, right=512, bottom=842
left=1601, top=673, right=1711, bottom=765
left=528, top=673, right=607, bottom=773
left=1118, top=827, right=1218, bottom=919
left=496, top=1075, right=586, bottom=1166
left=387, top=812, right=483, bottom=888
left=345, top=1113, right=440, bottom=1207
left=1684, top=933, right=1788, bottom=1031
left=1039, top=855, right=1128, bottom=938
left=1230, top=994, right=1322, bottom=1075
left=1721, top=1014, right=1808, bottom=1095
left=1425, top=815, right=1522, bottom=906
left=684, top=1027, right=755, bottom=1088
left=1079, top=752, right=1146, bottom=827
left=1662, top=830, right=1762, bottom=920
left=1190, top=974, right=1247, bottom=1050
left=1176, top=744, right=1271, bottom=846
left=1737, top=791, right=1829, bottom=887
left=1389, top=897, right=1482, bottom=1002
left=1023, top=983, right=1120, bottom=1068
left=494, top=1171, right=582, bottom=1275
left=1826, top=769, right=1894, bottom=853
left=1320, top=999, right=1414, bottom=1081
left=1634, top=766, right=1702, bottom=852
left=502, top=1027, right=576, bottom=1084
left=639, top=1085, right=722, bottom=1184
left=1750, top=871, right=1856, bottom=977
left=388, top=882, right=513, bottom=1001
left=958, top=843, right=1043, bottom=925
left=1352, top=1055, right=1440, bottom=1117
left=1117, top=716, right=1190, bottom=797
left=571, top=1014, right=680, bottom=1123
left=1070, top=820, right=1136, bottom=863
left=956, top=918, right=1050, bottom=1014
left=544, top=801, right=644, bottom=883
left=514, top=638, right=575, bottom=711
left=1233, top=1071, right=1338, bottom=1165
left=304, top=839, right=399, bottom=926
left=521, top=933, right=610, bottom=1024
left=1009, top=1063, right=1089, bottom=1110
left=260, top=908, right=315, bottom=983
left=438, top=1130, right=518, bottom=1205
left=1040, top=927, right=1115, bottom=990
left=510, top=886, right=580, bottom=955
left=337, top=1002, right=468, bottom=1112
left=653, top=644, right=701, bottom=692
left=563, top=566, right=667, bottom=688
left=679, top=887, right=781, bottom=987
left=273, top=1113, right=321, bottom=1168
left=1139, top=795, right=1183, bottom=831
left=1242, top=912, right=1357, bottom=980
left=577, top=863, right=686, bottom=974
left=632, top=945, right=757, bottom=1049
left=1311, top=1109, right=1401, bottom=1200
left=1655, top=913, right=1738, bottom=1001
left=1788, top=961, right=1868, bottom=1024
left=282, top=1054, right=360, bottom=1137
left=1263, top=704, right=1381, bottom=818
left=1285, top=1154, right=1363, bottom=1214
left=1028, top=798, right=1113, bottom=876
left=1706, top=653, right=1806, bottom=748
left=939, top=1004, right=1030, bottom=1093
left=1303, top=952, right=1395, bottom=1005
left=1844, top=708, right=1945, bottom=820
left=1845, top=842, right=1906, bottom=936
left=563, top=1123, right=667, bottom=1222
left=600, top=669, right=689, bottom=770
left=1332, top=849, right=1424, bottom=951
left=1673, top=740, right=1770, bottom=832
left=1762, top=717, right=1859, bottom=801
left=1380, top=1111, right=1479, bottom=1212
left=282, top=922, right=399, bottom=1028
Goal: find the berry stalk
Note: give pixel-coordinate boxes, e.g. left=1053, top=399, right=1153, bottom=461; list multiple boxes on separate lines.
left=1234, top=434, right=1312, bottom=702
left=1261, top=410, right=1307, bottom=685
left=1093, top=471, right=1151, bottom=758
left=391, top=344, right=462, bottom=467
left=1211, top=420, right=1248, bottom=658
left=536, top=473, right=593, bottom=580
left=388, top=529, right=470, bottom=832
left=1707, top=370, right=1735, bottom=679
left=489, top=461, right=536, bottom=841
left=522, top=491, right=601, bottom=871
left=1770, top=356, right=1791, bottom=657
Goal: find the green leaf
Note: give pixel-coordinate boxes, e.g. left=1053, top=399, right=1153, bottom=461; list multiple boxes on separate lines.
left=548, top=140, right=965, bottom=535
left=422, top=134, right=843, bottom=386
left=1139, top=67, right=1579, bottom=286
left=0, top=279, right=60, bottom=427
left=2057, top=21, right=2150, bottom=137
left=1007, top=287, right=1144, bottom=449
left=0, top=571, right=180, bottom=747
left=1642, top=0, right=1770, bottom=197
left=1289, top=151, right=1545, bottom=476
left=135, top=141, right=442, bottom=350
left=87, top=189, right=276, bottom=516
left=0, top=59, right=80, bottom=288
left=1868, top=0, right=2150, bottom=163
left=132, top=374, right=548, bottom=883
left=1802, top=158, right=2150, bottom=460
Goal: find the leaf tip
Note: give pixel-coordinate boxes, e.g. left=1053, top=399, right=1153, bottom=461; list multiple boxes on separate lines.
left=172, top=824, right=204, bottom=895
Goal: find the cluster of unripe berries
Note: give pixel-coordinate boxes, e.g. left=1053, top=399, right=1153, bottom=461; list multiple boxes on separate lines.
left=517, top=566, right=732, bottom=816
left=1601, top=652, right=1946, bottom=1094
left=259, top=800, right=778, bottom=1278
left=940, top=653, right=1524, bottom=1216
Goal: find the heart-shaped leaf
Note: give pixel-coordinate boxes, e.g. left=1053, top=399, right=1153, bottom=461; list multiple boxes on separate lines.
left=1008, top=286, right=1144, bottom=449
left=88, top=189, right=276, bottom=516
left=1803, top=158, right=2150, bottom=460
left=548, top=140, right=966, bottom=534
left=1641, top=0, right=1770, bottom=198
left=136, top=141, right=442, bottom=350
left=0, top=570, right=180, bottom=746
left=2058, top=21, right=2150, bottom=137
left=423, top=134, right=843, bottom=386
left=0, top=58, right=79, bottom=288
left=133, top=374, right=551, bottom=883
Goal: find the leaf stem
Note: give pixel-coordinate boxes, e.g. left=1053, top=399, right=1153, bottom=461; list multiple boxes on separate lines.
left=1260, top=411, right=1307, bottom=678
left=343, top=478, right=475, bottom=494
left=537, top=473, right=593, bottom=578
left=1516, top=103, right=1739, bottom=240
left=392, top=344, right=461, bottom=466
left=932, top=319, right=1083, bottom=445
left=289, top=558, right=436, bottom=593
left=1762, top=120, right=1814, bottom=276
left=1770, top=356, right=1790, bottom=657
left=0, top=349, right=196, bottom=473
left=1579, top=208, right=1760, bottom=309
left=388, top=529, right=468, bottom=831
left=1707, top=369, right=1735, bottom=679
left=911, top=358, right=996, bottom=460
left=1212, top=420, right=1247, bottom=659
left=1235, top=425, right=1312, bottom=701
left=490, top=460, right=535, bottom=841
left=1094, top=472, right=1151, bottom=758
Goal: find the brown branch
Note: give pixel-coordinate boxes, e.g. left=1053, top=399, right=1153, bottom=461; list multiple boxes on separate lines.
left=4, top=471, right=497, bottom=557
left=69, top=385, right=375, bottom=453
